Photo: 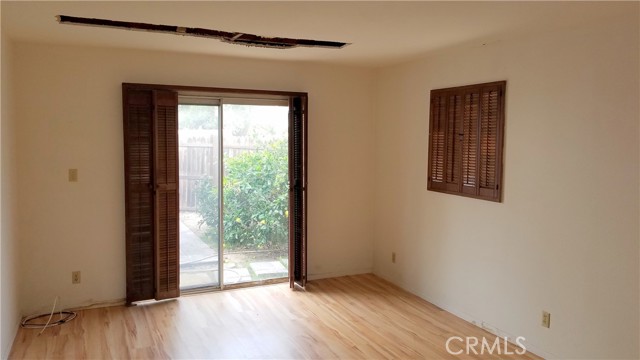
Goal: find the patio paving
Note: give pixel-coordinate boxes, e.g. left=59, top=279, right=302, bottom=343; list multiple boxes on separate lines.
left=180, top=220, right=219, bottom=288
left=249, top=261, right=288, bottom=279
left=180, top=220, right=217, bottom=266
left=179, top=216, right=288, bottom=288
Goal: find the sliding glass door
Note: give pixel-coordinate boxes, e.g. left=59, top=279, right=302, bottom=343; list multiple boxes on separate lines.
left=178, top=97, right=289, bottom=290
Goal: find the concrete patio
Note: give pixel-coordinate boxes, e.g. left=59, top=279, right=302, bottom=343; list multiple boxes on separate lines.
left=179, top=218, right=287, bottom=289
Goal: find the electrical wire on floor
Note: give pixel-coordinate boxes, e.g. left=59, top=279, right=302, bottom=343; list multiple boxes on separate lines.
left=20, top=296, right=77, bottom=335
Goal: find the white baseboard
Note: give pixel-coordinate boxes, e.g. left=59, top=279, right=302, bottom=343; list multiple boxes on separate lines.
left=308, top=268, right=373, bottom=281
left=373, top=272, right=554, bottom=359
left=65, top=298, right=126, bottom=312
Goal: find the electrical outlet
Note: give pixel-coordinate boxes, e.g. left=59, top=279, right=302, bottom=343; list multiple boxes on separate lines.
left=72, top=271, right=81, bottom=284
left=68, top=169, right=78, bottom=182
left=542, top=311, right=551, bottom=328
left=392, top=252, right=396, bottom=263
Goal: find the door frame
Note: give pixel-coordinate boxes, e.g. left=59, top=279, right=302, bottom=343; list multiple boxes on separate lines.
left=123, top=83, right=308, bottom=303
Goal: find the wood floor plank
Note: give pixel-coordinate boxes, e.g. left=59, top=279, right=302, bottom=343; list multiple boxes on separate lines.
left=9, top=274, right=542, bottom=359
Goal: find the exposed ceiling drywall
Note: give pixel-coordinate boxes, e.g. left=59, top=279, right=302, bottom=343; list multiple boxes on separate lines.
left=0, top=1, right=633, bottom=68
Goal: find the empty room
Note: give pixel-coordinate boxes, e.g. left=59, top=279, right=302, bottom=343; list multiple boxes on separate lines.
left=1, top=1, right=638, bottom=359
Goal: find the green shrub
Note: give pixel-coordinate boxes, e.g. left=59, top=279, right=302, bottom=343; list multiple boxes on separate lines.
left=196, top=140, right=289, bottom=250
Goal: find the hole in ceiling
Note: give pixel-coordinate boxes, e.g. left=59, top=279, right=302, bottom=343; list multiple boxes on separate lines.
left=56, top=15, right=350, bottom=50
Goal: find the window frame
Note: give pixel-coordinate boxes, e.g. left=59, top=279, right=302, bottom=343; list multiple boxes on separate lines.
left=427, top=80, right=506, bottom=202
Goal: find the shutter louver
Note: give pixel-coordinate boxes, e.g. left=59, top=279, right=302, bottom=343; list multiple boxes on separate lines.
left=462, top=92, right=479, bottom=194
left=478, top=87, right=501, bottom=199
left=446, top=94, right=462, bottom=191
left=124, top=90, right=155, bottom=303
left=427, top=81, right=505, bottom=202
left=429, top=94, right=446, bottom=189
left=153, top=90, right=180, bottom=300
left=289, top=96, right=307, bottom=289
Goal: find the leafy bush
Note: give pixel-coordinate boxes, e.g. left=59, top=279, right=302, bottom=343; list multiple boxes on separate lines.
left=196, top=140, right=289, bottom=250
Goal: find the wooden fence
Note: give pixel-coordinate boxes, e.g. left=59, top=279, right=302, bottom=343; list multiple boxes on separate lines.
left=179, top=143, right=258, bottom=211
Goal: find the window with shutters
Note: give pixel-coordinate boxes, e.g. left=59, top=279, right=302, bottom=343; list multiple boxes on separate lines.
left=427, top=81, right=505, bottom=202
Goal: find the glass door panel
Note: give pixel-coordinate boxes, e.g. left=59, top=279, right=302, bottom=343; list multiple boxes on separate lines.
left=222, top=103, right=290, bottom=285
left=178, top=102, right=221, bottom=290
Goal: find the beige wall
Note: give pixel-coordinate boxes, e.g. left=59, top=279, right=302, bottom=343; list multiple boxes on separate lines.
left=12, top=42, right=375, bottom=315
left=373, top=11, right=639, bottom=359
left=1, top=31, right=20, bottom=358
left=5, top=7, right=639, bottom=359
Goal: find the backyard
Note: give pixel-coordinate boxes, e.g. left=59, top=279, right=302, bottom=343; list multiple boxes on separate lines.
left=178, top=103, right=290, bottom=289
left=179, top=211, right=287, bottom=288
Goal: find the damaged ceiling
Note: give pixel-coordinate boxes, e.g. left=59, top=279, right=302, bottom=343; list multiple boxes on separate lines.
left=56, top=15, right=349, bottom=50
left=1, top=1, right=632, bottom=67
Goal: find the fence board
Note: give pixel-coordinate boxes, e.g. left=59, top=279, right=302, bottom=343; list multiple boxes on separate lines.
left=179, top=143, right=257, bottom=210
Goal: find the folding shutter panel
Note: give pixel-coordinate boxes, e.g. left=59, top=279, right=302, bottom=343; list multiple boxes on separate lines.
left=478, top=85, right=503, bottom=200
left=461, top=91, right=480, bottom=196
left=289, top=95, right=307, bottom=289
left=123, top=89, right=155, bottom=303
left=445, top=94, right=463, bottom=192
left=428, top=94, right=447, bottom=190
left=153, top=90, right=180, bottom=300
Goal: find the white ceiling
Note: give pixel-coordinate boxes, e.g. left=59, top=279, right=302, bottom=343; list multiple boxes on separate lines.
left=1, top=1, right=633, bottom=68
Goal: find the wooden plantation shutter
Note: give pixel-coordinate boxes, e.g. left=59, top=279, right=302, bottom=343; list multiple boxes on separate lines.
left=428, top=94, right=446, bottom=190
left=289, top=95, right=308, bottom=289
left=123, top=89, right=155, bottom=302
left=123, top=86, right=180, bottom=303
left=445, top=94, right=462, bottom=190
left=153, top=90, right=180, bottom=300
left=478, top=86, right=501, bottom=200
left=461, top=91, right=479, bottom=196
left=427, top=81, right=505, bottom=202
left=429, top=93, right=465, bottom=193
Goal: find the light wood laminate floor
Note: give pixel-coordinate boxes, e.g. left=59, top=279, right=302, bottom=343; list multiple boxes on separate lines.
left=10, top=274, right=542, bottom=359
